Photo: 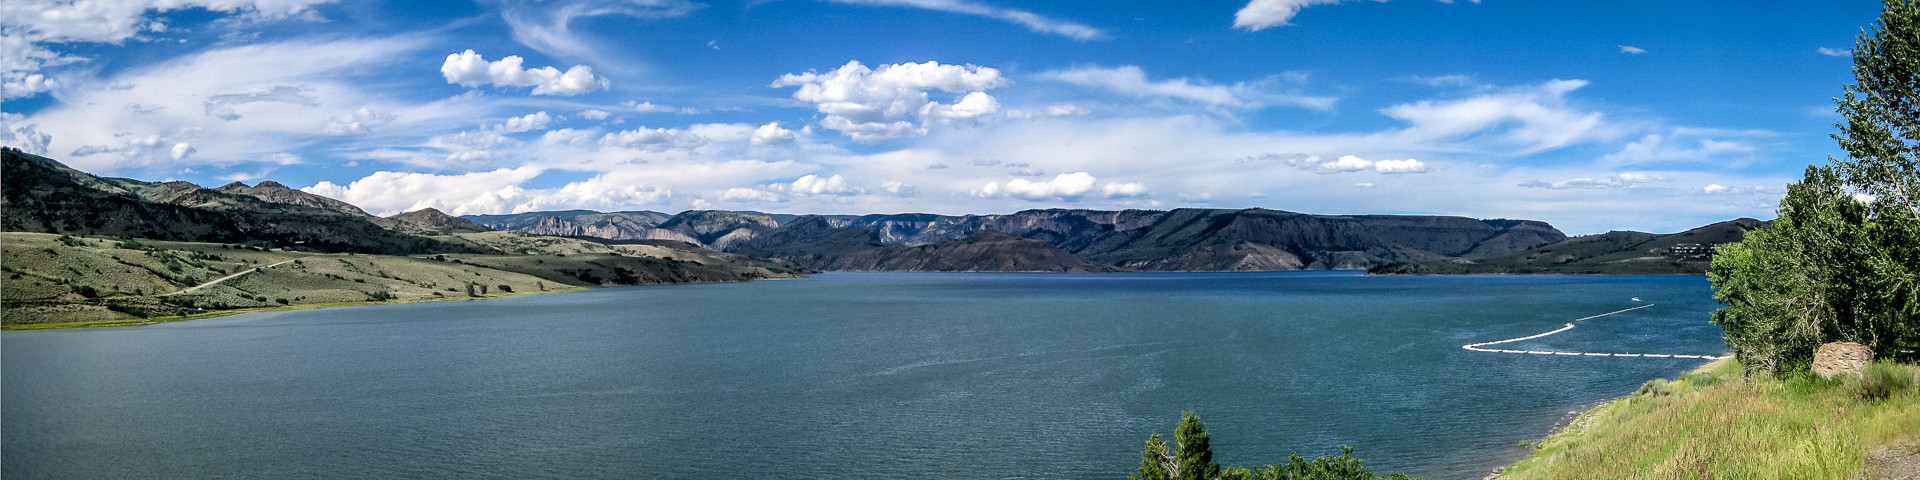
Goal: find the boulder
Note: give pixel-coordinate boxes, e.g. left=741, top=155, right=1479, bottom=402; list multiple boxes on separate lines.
left=1812, top=342, right=1875, bottom=379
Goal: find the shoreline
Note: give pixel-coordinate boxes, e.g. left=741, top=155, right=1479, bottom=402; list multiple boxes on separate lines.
left=3, top=285, right=598, bottom=331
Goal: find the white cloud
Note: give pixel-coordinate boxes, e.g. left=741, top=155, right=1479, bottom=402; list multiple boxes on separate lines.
left=1698, top=183, right=1783, bottom=195
left=751, top=122, right=798, bottom=146
left=1284, top=154, right=1427, bottom=174
left=302, top=167, right=545, bottom=215
left=1233, top=0, right=1349, bottom=31
left=1007, top=103, right=1092, bottom=119
left=440, top=49, right=609, bottom=96
left=1817, top=47, right=1852, bottom=57
left=1353, top=182, right=1376, bottom=188
left=1037, top=65, right=1334, bottom=111
left=627, top=101, right=701, bottom=114
left=881, top=181, right=920, bottom=196
left=821, top=0, right=1105, bottom=40
left=498, top=111, right=553, bottom=133
left=0, top=112, right=53, bottom=154
left=1101, top=181, right=1148, bottom=197
left=1618, top=45, right=1646, bottom=54
left=774, top=174, right=862, bottom=196
left=0, top=0, right=337, bottom=99
left=599, top=126, right=708, bottom=151
left=975, top=172, right=1148, bottom=200
left=579, top=109, right=611, bottom=120
left=772, top=60, right=1006, bottom=142
left=1520, top=172, right=1667, bottom=189
left=170, top=142, right=196, bottom=160
left=1601, top=132, right=1757, bottom=165
left=1381, top=79, right=1609, bottom=152
left=490, top=0, right=702, bottom=70
left=721, top=187, right=783, bottom=202
left=325, top=107, right=396, bottom=134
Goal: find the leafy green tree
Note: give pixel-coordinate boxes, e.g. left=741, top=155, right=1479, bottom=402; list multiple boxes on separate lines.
left=1709, top=0, right=1920, bottom=374
left=1834, top=0, right=1920, bottom=221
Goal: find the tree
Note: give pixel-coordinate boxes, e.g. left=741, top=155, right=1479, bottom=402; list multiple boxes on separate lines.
left=1174, top=412, right=1221, bottom=480
left=1834, top=0, right=1920, bottom=221
left=1710, top=0, right=1920, bottom=375
left=1130, top=433, right=1173, bottom=480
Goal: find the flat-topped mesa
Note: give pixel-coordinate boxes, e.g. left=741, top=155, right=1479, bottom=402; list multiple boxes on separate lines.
left=470, top=207, right=1574, bottom=272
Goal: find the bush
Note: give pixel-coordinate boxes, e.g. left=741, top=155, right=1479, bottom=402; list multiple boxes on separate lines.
left=274, top=298, right=289, bottom=305
left=72, top=285, right=99, bottom=298
left=496, top=284, right=512, bottom=293
left=1857, top=362, right=1915, bottom=401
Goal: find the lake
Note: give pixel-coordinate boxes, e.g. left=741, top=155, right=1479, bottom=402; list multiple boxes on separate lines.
left=2, top=272, right=1727, bottom=479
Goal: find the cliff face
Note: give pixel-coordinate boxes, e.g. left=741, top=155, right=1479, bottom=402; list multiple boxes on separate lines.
left=745, top=225, right=1120, bottom=272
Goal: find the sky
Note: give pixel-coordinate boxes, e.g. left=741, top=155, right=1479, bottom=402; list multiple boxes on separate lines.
left=0, top=0, right=1886, bottom=234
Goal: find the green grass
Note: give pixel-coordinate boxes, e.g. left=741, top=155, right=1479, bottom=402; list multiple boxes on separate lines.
left=1500, top=359, right=1920, bottom=479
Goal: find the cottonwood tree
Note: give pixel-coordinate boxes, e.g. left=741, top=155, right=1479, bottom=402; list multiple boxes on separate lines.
left=1710, top=0, right=1920, bottom=375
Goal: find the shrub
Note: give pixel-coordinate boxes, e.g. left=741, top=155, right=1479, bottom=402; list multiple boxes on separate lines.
left=275, top=298, right=289, bottom=305
left=1857, top=362, right=1915, bottom=401
left=72, top=285, right=99, bottom=298
left=496, top=284, right=512, bottom=293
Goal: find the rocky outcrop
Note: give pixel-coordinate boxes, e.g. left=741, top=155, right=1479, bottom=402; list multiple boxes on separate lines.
left=388, top=208, right=492, bottom=234
left=217, top=180, right=371, bottom=216
left=748, top=228, right=1119, bottom=272
left=1813, top=342, right=1875, bottom=379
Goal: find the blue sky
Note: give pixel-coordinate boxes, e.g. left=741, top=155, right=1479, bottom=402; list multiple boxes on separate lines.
left=0, top=0, right=1884, bottom=234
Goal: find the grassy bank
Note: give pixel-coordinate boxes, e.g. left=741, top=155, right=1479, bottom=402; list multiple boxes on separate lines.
left=1499, top=359, right=1920, bottom=479
left=2, top=232, right=797, bottom=329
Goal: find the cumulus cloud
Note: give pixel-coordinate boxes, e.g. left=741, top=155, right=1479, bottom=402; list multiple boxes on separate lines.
left=440, top=49, right=609, bottom=96
left=599, top=126, right=708, bottom=151
left=751, top=122, right=798, bottom=146
left=1520, top=172, right=1667, bottom=189
left=498, top=111, right=553, bottom=133
left=0, top=113, right=52, bottom=154
left=170, top=142, right=196, bottom=160
left=773, top=174, right=862, bottom=196
left=1037, top=65, right=1334, bottom=111
left=1618, top=45, right=1646, bottom=54
left=304, top=167, right=679, bottom=215
left=974, top=172, right=1148, bottom=201
left=772, top=60, right=1006, bottom=142
left=721, top=187, right=783, bottom=202
left=1233, top=0, right=1350, bottom=31
left=881, top=181, right=920, bottom=196
left=325, top=107, right=397, bottom=134
left=579, top=109, right=611, bottom=120
left=1285, top=154, right=1428, bottom=174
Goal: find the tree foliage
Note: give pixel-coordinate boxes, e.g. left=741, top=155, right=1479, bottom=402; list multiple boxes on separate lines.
left=1710, top=0, right=1920, bottom=375
left=1130, top=412, right=1416, bottom=480
left=1835, top=0, right=1920, bottom=220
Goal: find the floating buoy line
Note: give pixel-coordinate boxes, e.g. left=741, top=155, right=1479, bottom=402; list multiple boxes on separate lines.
left=1462, top=303, right=1729, bottom=360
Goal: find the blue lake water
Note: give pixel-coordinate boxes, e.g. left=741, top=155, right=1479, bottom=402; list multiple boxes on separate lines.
left=2, top=272, right=1727, bottom=479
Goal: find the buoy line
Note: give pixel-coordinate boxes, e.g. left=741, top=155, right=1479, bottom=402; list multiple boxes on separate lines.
left=1461, top=303, right=1729, bottom=360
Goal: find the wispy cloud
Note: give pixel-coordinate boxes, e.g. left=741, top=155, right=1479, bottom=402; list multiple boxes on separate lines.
left=1037, top=65, right=1336, bottom=111
left=822, top=0, right=1106, bottom=40
left=1817, top=47, right=1852, bottom=57
left=1618, top=45, right=1646, bottom=54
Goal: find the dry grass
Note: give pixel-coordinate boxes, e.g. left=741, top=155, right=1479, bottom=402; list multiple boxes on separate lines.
left=1500, top=359, right=1920, bottom=480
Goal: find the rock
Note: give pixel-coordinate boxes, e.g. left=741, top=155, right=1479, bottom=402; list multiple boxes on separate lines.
left=1813, top=342, right=1875, bottom=379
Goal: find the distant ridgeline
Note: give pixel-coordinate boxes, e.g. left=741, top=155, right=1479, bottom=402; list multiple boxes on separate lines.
left=1370, top=218, right=1765, bottom=275
left=467, top=208, right=1574, bottom=273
